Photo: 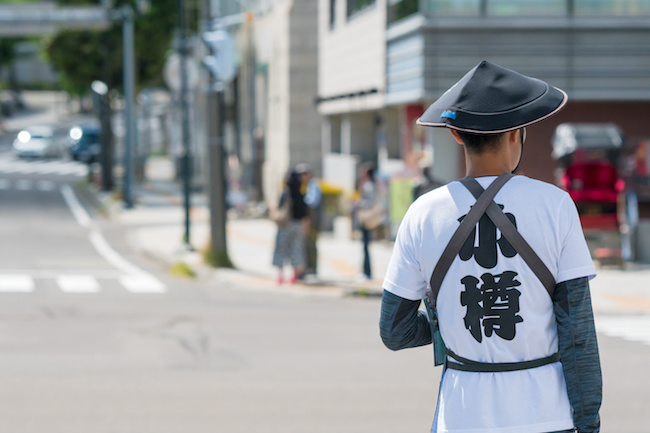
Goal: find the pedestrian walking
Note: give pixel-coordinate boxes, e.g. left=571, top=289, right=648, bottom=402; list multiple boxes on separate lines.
left=271, top=169, right=308, bottom=284
left=296, top=163, right=322, bottom=278
left=355, top=162, right=385, bottom=281
left=379, top=61, right=601, bottom=433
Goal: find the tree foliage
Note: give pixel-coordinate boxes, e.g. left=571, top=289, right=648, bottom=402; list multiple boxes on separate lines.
left=0, top=0, right=37, bottom=71
left=0, top=39, right=19, bottom=70
left=44, top=0, right=192, bottom=96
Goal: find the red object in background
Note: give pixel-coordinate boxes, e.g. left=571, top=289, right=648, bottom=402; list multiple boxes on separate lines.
left=579, top=213, right=619, bottom=230
left=563, top=161, right=621, bottom=230
left=402, top=104, right=425, bottom=164
left=564, top=162, right=619, bottom=203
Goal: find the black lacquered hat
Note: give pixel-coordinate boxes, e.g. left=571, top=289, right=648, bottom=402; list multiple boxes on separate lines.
left=417, top=61, right=567, bottom=133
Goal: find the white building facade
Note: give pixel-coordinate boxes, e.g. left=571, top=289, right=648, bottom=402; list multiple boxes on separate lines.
left=318, top=0, right=462, bottom=198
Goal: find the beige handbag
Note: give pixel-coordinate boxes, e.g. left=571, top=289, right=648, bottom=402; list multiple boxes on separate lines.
left=357, top=203, right=385, bottom=230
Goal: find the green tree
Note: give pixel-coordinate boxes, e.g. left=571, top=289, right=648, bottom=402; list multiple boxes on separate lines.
left=44, top=0, right=191, bottom=96
left=0, top=38, right=19, bottom=74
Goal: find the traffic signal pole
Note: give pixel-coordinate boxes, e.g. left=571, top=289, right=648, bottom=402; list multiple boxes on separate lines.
left=122, top=5, right=135, bottom=209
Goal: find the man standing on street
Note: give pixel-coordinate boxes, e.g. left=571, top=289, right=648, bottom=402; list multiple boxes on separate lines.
left=379, top=61, right=602, bottom=433
left=296, top=163, right=322, bottom=279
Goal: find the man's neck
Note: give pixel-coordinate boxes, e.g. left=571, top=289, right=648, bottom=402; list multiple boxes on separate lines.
left=465, top=152, right=512, bottom=178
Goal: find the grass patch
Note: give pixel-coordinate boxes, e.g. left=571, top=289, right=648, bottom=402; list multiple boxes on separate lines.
left=201, top=238, right=235, bottom=268
left=169, top=261, right=197, bottom=278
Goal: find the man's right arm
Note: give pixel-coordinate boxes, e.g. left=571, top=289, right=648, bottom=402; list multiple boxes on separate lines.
left=380, top=290, right=432, bottom=351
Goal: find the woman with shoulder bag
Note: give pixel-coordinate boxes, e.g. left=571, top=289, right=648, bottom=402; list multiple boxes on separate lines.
left=355, top=162, right=385, bottom=281
left=272, top=169, right=308, bottom=284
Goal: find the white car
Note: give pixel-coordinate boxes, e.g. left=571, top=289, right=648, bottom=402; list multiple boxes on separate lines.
left=12, top=125, right=60, bottom=158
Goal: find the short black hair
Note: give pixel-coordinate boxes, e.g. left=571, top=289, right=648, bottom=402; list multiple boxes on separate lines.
left=456, top=131, right=504, bottom=154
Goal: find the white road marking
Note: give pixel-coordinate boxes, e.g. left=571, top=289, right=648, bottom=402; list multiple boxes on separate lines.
left=2, top=177, right=168, bottom=295
left=36, top=180, right=56, bottom=191
left=0, top=275, right=35, bottom=292
left=88, top=231, right=145, bottom=276
left=0, top=153, right=87, bottom=177
left=0, top=179, right=10, bottom=190
left=62, top=185, right=167, bottom=293
left=60, top=184, right=93, bottom=228
left=0, top=271, right=167, bottom=294
left=15, top=179, right=32, bottom=191
left=119, top=275, right=167, bottom=293
left=595, top=315, right=650, bottom=346
left=88, top=232, right=167, bottom=293
left=56, top=275, right=101, bottom=293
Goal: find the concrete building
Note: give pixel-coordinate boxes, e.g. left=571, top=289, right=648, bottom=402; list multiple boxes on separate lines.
left=259, top=0, right=321, bottom=204
left=318, top=0, right=650, bottom=191
left=231, top=0, right=321, bottom=205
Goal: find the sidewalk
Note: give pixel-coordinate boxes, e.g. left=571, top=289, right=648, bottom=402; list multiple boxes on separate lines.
left=111, top=200, right=392, bottom=298
left=95, top=156, right=650, bottom=314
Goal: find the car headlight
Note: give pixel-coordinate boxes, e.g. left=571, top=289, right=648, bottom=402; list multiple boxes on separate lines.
left=70, top=127, right=83, bottom=141
left=17, top=130, right=31, bottom=143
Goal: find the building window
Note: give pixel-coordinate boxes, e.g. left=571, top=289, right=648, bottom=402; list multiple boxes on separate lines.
left=487, top=0, right=565, bottom=16
left=388, top=0, right=420, bottom=23
left=347, top=0, right=376, bottom=17
left=423, top=0, right=481, bottom=16
left=574, top=0, right=650, bottom=16
left=330, top=0, right=336, bottom=27
left=421, top=0, right=650, bottom=17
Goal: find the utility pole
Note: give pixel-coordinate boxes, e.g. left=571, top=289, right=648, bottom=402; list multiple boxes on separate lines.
left=202, top=0, right=234, bottom=267
left=122, top=5, right=135, bottom=209
left=178, top=0, right=193, bottom=249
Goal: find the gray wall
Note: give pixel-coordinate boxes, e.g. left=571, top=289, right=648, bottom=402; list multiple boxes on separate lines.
left=386, top=15, right=650, bottom=103
left=288, top=0, right=322, bottom=174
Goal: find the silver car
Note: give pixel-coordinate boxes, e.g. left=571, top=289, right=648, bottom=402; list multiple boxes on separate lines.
left=12, top=125, right=60, bottom=158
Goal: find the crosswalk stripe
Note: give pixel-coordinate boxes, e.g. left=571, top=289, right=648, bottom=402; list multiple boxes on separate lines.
left=0, top=273, right=167, bottom=294
left=35, top=161, right=61, bottom=175
left=36, top=180, right=56, bottom=191
left=0, top=275, right=35, bottom=293
left=15, top=179, right=32, bottom=191
left=0, top=164, right=21, bottom=174
left=119, top=275, right=167, bottom=293
left=0, top=154, right=87, bottom=177
left=0, top=179, right=9, bottom=189
left=595, top=315, right=650, bottom=346
left=56, top=275, right=101, bottom=293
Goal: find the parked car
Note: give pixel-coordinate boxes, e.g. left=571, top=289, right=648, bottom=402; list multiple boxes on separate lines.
left=12, top=125, right=60, bottom=158
left=68, top=125, right=101, bottom=163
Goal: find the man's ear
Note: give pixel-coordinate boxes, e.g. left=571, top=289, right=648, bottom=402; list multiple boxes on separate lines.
left=507, top=129, right=521, bottom=145
left=449, top=129, right=464, bottom=145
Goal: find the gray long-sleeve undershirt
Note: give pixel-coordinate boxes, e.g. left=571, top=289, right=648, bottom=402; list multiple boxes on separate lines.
left=379, top=276, right=601, bottom=433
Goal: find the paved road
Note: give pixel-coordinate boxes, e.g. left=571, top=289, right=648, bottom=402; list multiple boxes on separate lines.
left=0, top=150, right=649, bottom=432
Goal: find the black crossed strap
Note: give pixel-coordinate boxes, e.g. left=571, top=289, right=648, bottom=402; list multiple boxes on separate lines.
left=426, top=173, right=556, bottom=306
left=459, top=176, right=556, bottom=298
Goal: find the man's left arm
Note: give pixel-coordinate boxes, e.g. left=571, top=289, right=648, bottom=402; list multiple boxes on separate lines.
left=553, top=277, right=602, bottom=433
left=380, top=290, right=432, bottom=351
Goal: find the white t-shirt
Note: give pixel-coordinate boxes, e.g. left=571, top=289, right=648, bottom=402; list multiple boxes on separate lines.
left=383, top=175, right=596, bottom=433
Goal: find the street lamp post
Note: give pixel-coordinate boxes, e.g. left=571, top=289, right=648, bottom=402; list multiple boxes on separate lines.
left=91, top=80, right=114, bottom=191
left=122, top=5, right=135, bottom=209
